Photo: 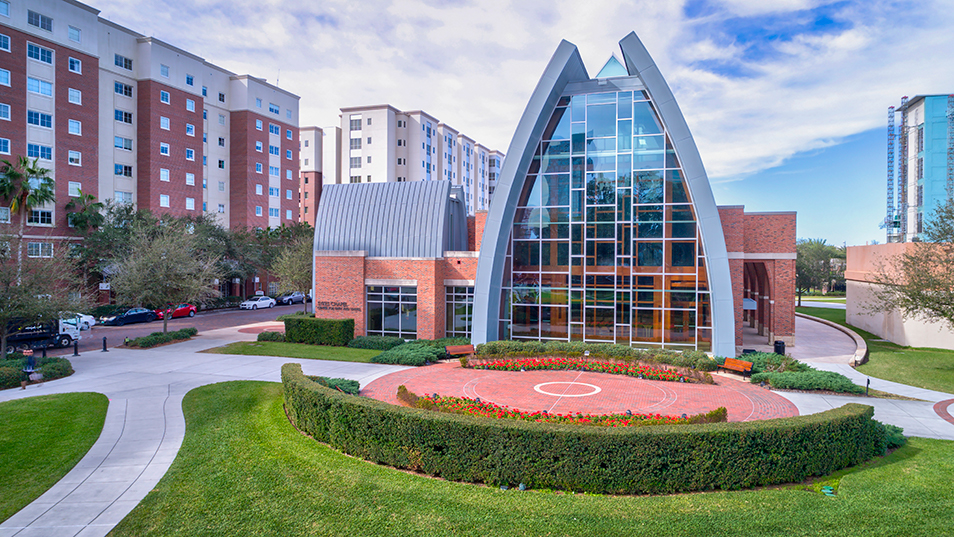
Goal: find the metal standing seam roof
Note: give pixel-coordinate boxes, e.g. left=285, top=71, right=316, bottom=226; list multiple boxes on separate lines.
left=313, top=181, right=466, bottom=258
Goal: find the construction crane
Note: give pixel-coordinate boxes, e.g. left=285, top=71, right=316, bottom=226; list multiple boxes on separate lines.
left=898, top=96, right=909, bottom=241
left=885, top=106, right=896, bottom=236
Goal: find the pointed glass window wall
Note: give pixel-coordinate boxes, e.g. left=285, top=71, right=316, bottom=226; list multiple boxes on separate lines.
left=500, top=90, right=713, bottom=351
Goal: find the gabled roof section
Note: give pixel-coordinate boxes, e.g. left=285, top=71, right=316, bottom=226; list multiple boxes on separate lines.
left=313, top=181, right=466, bottom=258
left=596, top=55, right=628, bottom=78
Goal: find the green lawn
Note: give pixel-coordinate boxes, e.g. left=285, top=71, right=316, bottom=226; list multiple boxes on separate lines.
left=201, top=341, right=381, bottom=362
left=109, top=382, right=954, bottom=536
left=1, top=393, right=108, bottom=522
left=799, top=296, right=847, bottom=303
left=798, top=306, right=954, bottom=395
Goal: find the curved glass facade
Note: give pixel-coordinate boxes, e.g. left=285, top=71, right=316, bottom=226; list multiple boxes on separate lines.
left=499, top=88, right=712, bottom=350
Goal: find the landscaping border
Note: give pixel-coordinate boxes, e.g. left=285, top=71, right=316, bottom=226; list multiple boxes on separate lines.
left=282, top=363, right=886, bottom=495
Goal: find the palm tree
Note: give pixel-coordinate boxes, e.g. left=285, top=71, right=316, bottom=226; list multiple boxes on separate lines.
left=64, top=189, right=105, bottom=234
left=0, top=156, right=56, bottom=276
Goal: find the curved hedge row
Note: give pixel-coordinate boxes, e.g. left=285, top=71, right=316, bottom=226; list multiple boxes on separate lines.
left=282, top=363, right=886, bottom=494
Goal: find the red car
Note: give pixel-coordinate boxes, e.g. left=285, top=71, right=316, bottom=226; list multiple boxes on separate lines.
left=154, top=303, right=197, bottom=320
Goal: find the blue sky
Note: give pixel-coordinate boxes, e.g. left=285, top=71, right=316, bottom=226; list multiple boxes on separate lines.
left=93, top=0, right=954, bottom=246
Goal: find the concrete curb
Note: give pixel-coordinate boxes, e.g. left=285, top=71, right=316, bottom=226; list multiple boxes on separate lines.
left=795, top=312, right=868, bottom=366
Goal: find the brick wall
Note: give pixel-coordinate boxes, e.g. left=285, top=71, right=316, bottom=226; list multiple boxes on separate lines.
left=743, top=213, right=796, bottom=254
left=313, top=253, right=366, bottom=334
left=299, top=171, right=321, bottom=224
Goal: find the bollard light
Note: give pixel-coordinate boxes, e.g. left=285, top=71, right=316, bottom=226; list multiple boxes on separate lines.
left=102, top=336, right=109, bottom=352
left=73, top=340, right=80, bottom=357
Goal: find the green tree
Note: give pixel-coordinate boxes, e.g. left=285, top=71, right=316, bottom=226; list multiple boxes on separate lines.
left=795, top=238, right=845, bottom=306
left=64, top=190, right=105, bottom=234
left=271, top=235, right=313, bottom=313
left=0, top=157, right=56, bottom=276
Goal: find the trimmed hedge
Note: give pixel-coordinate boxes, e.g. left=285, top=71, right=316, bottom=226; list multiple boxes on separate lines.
left=0, top=367, right=20, bottom=389
left=750, top=370, right=865, bottom=394
left=282, top=363, right=886, bottom=494
left=348, top=336, right=406, bottom=351
left=0, top=355, right=74, bottom=389
left=284, top=317, right=354, bottom=346
left=477, top=340, right=717, bottom=371
left=127, top=327, right=199, bottom=349
left=257, top=331, right=286, bottom=342
left=371, top=343, right=441, bottom=366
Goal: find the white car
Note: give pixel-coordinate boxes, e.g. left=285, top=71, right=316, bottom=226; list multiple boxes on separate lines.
left=240, top=296, right=276, bottom=310
left=62, top=312, right=96, bottom=330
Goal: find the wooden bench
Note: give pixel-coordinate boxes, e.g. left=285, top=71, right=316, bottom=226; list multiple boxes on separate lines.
left=717, top=357, right=753, bottom=378
left=444, top=344, right=475, bottom=358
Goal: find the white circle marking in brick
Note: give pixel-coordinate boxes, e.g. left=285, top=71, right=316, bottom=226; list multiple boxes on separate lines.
left=533, top=382, right=602, bottom=397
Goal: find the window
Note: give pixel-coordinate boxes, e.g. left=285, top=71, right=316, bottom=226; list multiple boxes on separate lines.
left=218, top=181, right=225, bottom=191
left=286, top=149, right=292, bottom=160
left=367, top=286, right=417, bottom=338
left=268, top=208, right=279, bottom=217
left=186, top=74, right=194, bottom=86
left=68, top=120, right=81, bottom=135
left=160, top=90, right=170, bottom=103
left=186, top=197, right=195, bottom=210
left=218, top=114, right=225, bottom=126
left=0, top=207, right=8, bottom=223
left=218, top=92, right=225, bottom=103
left=367, top=137, right=371, bottom=144
left=367, top=156, right=372, bottom=163
left=285, top=169, right=292, bottom=180
left=160, top=116, right=170, bottom=130
left=28, top=110, right=52, bottom=128
left=304, top=140, right=309, bottom=147
left=203, top=133, right=207, bottom=143
left=350, top=157, right=361, bottom=169
left=286, top=189, right=292, bottom=200
left=27, top=144, right=51, bottom=160
left=286, top=129, right=292, bottom=140
left=28, top=209, right=52, bottom=225
left=27, top=242, right=53, bottom=258
left=186, top=99, right=195, bottom=112
left=217, top=204, right=225, bottom=213
left=186, top=148, right=195, bottom=160
left=350, top=138, right=362, bottom=150
left=303, top=159, right=309, bottom=166
left=0, top=2, right=7, bottom=17
left=350, top=118, right=361, bottom=131
left=268, top=103, right=279, bottom=114
left=114, top=164, right=133, bottom=177
left=268, top=187, right=277, bottom=196
left=114, top=54, right=133, bottom=70
left=27, top=77, right=53, bottom=96
left=286, top=209, right=292, bottom=220
left=160, top=194, right=169, bottom=208
left=367, top=117, right=372, bottom=125
left=445, top=286, right=474, bottom=338
left=256, top=119, right=263, bottom=130
left=114, top=136, right=133, bottom=151
left=186, top=123, right=195, bottom=136
left=114, top=191, right=133, bottom=204
left=203, top=156, right=207, bottom=165
left=115, top=81, right=133, bottom=97
left=255, top=206, right=262, bottom=216
left=0, top=138, right=9, bottom=155
left=218, top=160, right=225, bottom=169
left=27, top=43, right=53, bottom=64
left=68, top=181, right=82, bottom=197
left=160, top=143, right=170, bottom=156
left=349, top=176, right=361, bottom=183
left=269, top=166, right=279, bottom=177
left=269, top=124, right=280, bottom=135
left=68, top=151, right=81, bottom=165
left=114, top=109, right=133, bottom=124
left=256, top=141, right=263, bottom=152
left=160, top=168, right=169, bottom=181
left=160, top=64, right=169, bottom=77
left=68, top=88, right=81, bottom=104
left=201, top=86, right=207, bottom=97
left=203, top=109, right=207, bottom=120
left=203, top=202, right=206, bottom=212
left=0, top=33, right=8, bottom=52
left=0, top=68, right=8, bottom=86
left=256, top=98, right=262, bottom=108
left=28, top=10, right=53, bottom=31
left=256, top=163, right=263, bottom=173
left=269, top=145, right=279, bottom=156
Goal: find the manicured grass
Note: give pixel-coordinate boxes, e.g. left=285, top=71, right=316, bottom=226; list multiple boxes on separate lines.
left=201, top=341, right=380, bottom=363
left=109, top=382, right=954, bottom=536
left=1, top=393, right=108, bottom=522
left=798, top=306, right=954, bottom=395
left=799, top=297, right=847, bottom=303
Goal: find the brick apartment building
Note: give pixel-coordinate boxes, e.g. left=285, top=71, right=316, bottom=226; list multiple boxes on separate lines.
left=0, top=0, right=300, bottom=264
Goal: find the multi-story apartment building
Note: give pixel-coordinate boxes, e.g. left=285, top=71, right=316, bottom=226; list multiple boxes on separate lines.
left=332, top=104, right=504, bottom=215
left=298, top=126, right=322, bottom=224
left=0, top=0, right=300, bottom=256
left=886, top=94, right=954, bottom=243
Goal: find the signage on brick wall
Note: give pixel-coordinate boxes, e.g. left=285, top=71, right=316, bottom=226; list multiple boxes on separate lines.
left=314, top=301, right=361, bottom=313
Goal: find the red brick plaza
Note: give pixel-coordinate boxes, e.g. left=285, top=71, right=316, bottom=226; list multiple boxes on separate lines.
left=362, top=362, right=798, bottom=422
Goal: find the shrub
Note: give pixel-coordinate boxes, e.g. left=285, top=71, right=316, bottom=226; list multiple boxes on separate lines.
left=283, top=363, right=886, bottom=494
left=284, top=317, right=354, bottom=346
left=0, top=366, right=21, bottom=389
left=0, top=356, right=74, bottom=389
left=127, top=328, right=197, bottom=349
left=751, top=370, right=864, bottom=394
left=882, top=423, right=907, bottom=450
left=39, top=359, right=73, bottom=379
left=257, top=331, right=286, bottom=342
left=308, top=376, right=360, bottom=395
left=178, top=327, right=199, bottom=337
left=348, top=336, right=405, bottom=351
left=744, top=352, right=809, bottom=374
left=371, top=343, right=441, bottom=366
left=474, top=340, right=721, bottom=371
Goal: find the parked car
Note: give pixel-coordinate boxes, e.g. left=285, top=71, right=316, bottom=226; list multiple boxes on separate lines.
left=276, top=291, right=306, bottom=305
left=100, top=307, right=157, bottom=326
left=154, top=303, right=197, bottom=320
left=239, top=296, right=276, bottom=310
left=61, top=312, right=96, bottom=330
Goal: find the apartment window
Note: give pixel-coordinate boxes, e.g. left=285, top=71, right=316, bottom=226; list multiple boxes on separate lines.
left=27, top=242, right=53, bottom=258
left=255, top=206, right=262, bottom=216
left=350, top=157, right=361, bottom=168
left=350, top=138, right=362, bottom=150
left=186, top=148, right=195, bottom=161
left=0, top=138, right=8, bottom=154
left=268, top=208, right=279, bottom=217
left=68, top=120, right=81, bottom=135
left=304, top=140, right=309, bottom=147
left=114, top=54, right=133, bottom=70
left=256, top=163, right=263, bottom=173
left=256, top=119, right=263, bottom=130
left=115, top=81, right=133, bottom=97
left=367, top=137, right=371, bottom=144
left=202, top=202, right=207, bottom=212
left=256, top=98, right=262, bottom=108
left=917, top=184, right=924, bottom=206
left=286, top=149, right=292, bottom=160
left=269, top=145, right=279, bottom=156
left=303, top=159, right=308, bottom=166
left=286, top=109, right=291, bottom=119
left=256, top=141, right=263, bottom=152
left=286, top=189, right=292, bottom=200
left=27, top=144, right=52, bottom=160
left=286, top=209, right=292, bottom=220
left=203, top=109, right=207, bottom=120
left=269, top=124, right=280, bottom=135
left=27, top=77, right=53, bottom=96
left=202, top=177, right=207, bottom=188
left=186, top=123, right=195, bottom=136
left=218, top=114, right=225, bottom=126
left=218, top=181, right=225, bottom=192
left=217, top=137, right=225, bottom=147
left=68, top=181, right=82, bottom=197
left=218, top=159, right=225, bottom=169
left=68, top=151, right=81, bottom=165
left=367, top=175, right=372, bottom=182
left=27, top=43, right=53, bottom=64
left=28, top=10, right=53, bottom=31
left=28, top=110, right=52, bottom=128
left=917, top=157, right=924, bottom=180
left=268, top=103, right=279, bottom=114
left=160, top=90, right=170, bottom=103
left=160, top=168, right=170, bottom=181
left=160, top=143, right=170, bottom=156
left=367, top=117, right=372, bottom=125
left=201, top=86, right=207, bottom=97
left=114, top=191, right=132, bottom=204
left=917, top=212, right=924, bottom=234
left=114, top=136, right=133, bottom=151
left=160, top=194, right=169, bottom=208
left=213, top=91, right=223, bottom=103
left=0, top=207, right=8, bottom=223
left=203, top=133, right=207, bottom=143
left=350, top=118, right=361, bottom=131
left=114, top=164, right=133, bottom=177
left=186, top=99, right=195, bottom=112
left=28, top=209, right=52, bottom=225
left=0, top=33, right=8, bottom=52
left=0, top=2, right=7, bottom=18
left=217, top=204, right=225, bottom=213
left=160, top=116, right=170, bottom=130
left=0, top=68, right=8, bottom=86
left=269, top=166, right=279, bottom=176
left=114, top=109, right=133, bottom=124
left=186, top=197, right=195, bottom=210
left=268, top=187, right=277, bottom=196
left=185, top=74, right=194, bottom=86
left=158, top=64, right=169, bottom=78
left=68, top=88, right=81, bottom=104
left=367, top=156, right=372, bottom=164
left=286, top=169, right=292, bottom=180
left=286, top=129, right=292, bottom=140
left=349, top=176, right=361, bottom=183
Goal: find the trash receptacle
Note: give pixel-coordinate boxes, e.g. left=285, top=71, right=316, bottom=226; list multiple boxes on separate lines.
left=773, top=340, right=785, bottom=355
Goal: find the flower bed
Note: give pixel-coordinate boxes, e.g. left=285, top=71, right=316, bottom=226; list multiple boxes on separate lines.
left=476, top=357, right=686, bottom=382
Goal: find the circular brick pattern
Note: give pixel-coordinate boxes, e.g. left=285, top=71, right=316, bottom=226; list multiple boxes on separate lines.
left=934, top=399, right=954, bottom=426
left=361, top=362, right=799, bottom=422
